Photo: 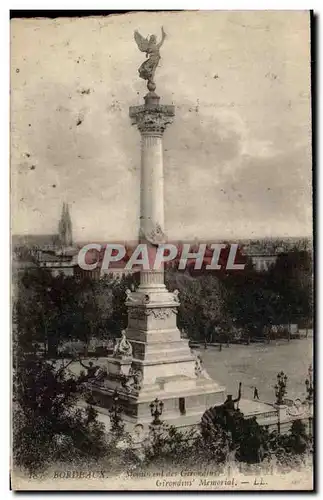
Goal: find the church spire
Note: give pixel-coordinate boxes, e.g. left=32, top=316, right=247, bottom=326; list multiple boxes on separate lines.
left=58, top=202, right=73, bottom=247
left=64, top=203, right=73, bottom=246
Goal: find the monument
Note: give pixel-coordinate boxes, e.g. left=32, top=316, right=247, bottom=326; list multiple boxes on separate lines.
left=90, top=28, right=226, bottom=431
left=87, top=28, right=310, bottom=437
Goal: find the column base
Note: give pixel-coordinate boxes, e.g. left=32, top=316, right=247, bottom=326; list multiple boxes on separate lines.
left=90, top=289, right=226, bottom=433
left=91, top=373, right=226, bottom=434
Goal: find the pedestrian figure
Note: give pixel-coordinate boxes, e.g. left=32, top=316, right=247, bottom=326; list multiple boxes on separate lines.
left=253, top=387, right=260, bottom=400
left=219, top=343, right=222, bottom=352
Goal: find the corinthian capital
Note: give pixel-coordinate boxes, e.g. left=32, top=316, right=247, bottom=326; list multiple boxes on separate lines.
left=129, top=104, right=175, bottom=136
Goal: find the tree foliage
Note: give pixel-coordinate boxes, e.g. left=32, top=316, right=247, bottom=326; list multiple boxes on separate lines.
left=15, top=269, right=141, bottom=355
left=15, top=245, right=312, bottom=349
left=12, top=352, right=109, bottom=472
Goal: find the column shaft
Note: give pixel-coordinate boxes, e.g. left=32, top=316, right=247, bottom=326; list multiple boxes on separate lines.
left=140, top=134, right=164, bottom=240
left=129, top=99, right=175, bottom=289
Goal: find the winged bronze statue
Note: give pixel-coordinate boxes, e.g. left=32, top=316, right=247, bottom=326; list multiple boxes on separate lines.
left=134, top=27, right=166, bottom=90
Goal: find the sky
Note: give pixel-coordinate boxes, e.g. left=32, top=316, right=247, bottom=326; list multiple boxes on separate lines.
left=11, top=11, right=312, bottom=242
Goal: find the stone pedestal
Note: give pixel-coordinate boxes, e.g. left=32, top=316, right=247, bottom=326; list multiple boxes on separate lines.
left=107, top=357, right=132, bottom=377
left=91, top=90, right=225, bottom=431
left=274, top=403, right=288, bottom=422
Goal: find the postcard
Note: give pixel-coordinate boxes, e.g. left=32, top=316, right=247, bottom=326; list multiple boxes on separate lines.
left=11, top=10, right=313, bottom=491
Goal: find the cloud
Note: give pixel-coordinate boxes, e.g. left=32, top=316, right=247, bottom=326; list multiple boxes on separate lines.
left=11, top=12, right=312, bottom=240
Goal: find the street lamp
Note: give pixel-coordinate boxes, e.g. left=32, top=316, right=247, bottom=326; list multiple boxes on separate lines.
left=109, top=389, right=124, bottom=435
left=305, top=364, right=314, bottom=439
left=274, top=371, right=288, bottom=405
left=305, top=364, right=314, bottom=402
left=274, top=371, right=288, bottom=435
left=150, top=398, right=164, bottom=425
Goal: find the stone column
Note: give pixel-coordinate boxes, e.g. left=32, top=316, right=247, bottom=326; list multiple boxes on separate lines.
left=140, top=134, right=164, bottom=245
left=90, top=89, right=225, bottom=428
left=129, top=92, right=175, bottom=290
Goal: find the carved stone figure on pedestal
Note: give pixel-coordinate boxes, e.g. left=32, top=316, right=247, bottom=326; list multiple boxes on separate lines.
left=113, top=330, right=133, bottom=359
left=223, top=382, right=242, bottom=411
left=125, top=289, right=139, bottom=303
left=122, top=366, right=143, bottom=394
left=126, top=289, right=151, bottom=305
left=78, top=357, right=100, bottom=380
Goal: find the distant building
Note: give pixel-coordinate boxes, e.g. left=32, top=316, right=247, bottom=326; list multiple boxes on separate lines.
left=250, top=254, right=277, bottom=272
left=243, top=238, right=312, bottom=272
left=242, top=241, right=305, bottom=272
left=12, top=204, right=139, bottom=280
left=36, top=250, right=75, bottom=277
left=12, top=203, right=76, bottom=277
left=12, top=248, right=37, bottom=279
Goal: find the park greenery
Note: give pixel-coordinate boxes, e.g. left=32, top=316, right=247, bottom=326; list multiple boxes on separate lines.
left=14, top=246, right=312, bottom=354
left=12, top=346, right=312, bottom=474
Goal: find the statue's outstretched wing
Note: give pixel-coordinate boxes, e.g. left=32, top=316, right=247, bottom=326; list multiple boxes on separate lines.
left=134, top=30, right=149, bottom=52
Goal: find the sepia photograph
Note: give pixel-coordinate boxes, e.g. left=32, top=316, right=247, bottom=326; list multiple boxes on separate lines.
left=10, top=10, right=314, bottom=491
